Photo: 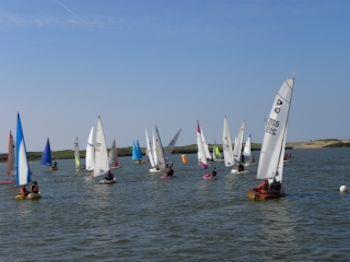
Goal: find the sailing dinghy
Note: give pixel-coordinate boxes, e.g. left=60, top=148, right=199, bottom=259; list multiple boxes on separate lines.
left=148, top=127, right=167, bottom=173
left=248, top=77, right=295, bottom=201
left=15, top=113, right=41, bottom=200
left=197, top=121, right=208, bottom=169
left=231, top=121, right=248, bottom=174
left=93, top=116, right=116, bottom=184
left=132, top=140, right=144, bottom=164
left=41, top=138, right=57, bottom=171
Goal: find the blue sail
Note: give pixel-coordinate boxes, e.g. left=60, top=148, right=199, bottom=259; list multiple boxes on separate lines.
left=136, top=140, right=143, bottom=159
left=41, top=138, right=52, bottom=166
left=16, top=113, right=31, bottom=186
left=131, top=141, right=138, bottom=161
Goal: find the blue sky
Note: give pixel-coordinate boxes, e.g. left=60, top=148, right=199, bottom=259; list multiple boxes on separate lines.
left=0, top=0, right=349, bottom=152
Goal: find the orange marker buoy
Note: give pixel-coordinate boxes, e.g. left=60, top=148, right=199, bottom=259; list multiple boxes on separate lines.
left=181, top=154, right=189, bottom=165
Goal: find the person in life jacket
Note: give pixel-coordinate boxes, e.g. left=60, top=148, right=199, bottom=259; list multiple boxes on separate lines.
left=166, top=164, right=174, bottom=178
left=269, top=178, right=282, bottom=194
left=31, top=181, right=39, bottom=194
left=211, top=167, right=217, bottom=177
left=52, top=161, right=58, bottom=170
left=104, top=170, right=114, bottom=181
left=254, top=180, right=269, bottom=193
left=20, top=186, right=29, bottom=197
left=238, top=163, right=245, bottom=172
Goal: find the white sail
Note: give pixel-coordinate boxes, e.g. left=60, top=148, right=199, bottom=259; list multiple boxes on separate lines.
left=212, top=145, right=216, bottom=161
left=154, top=126, right=166, bottom=169
left=233, top=121, right=245, bottom=165
left=152, top=131, right=158, bottom=167
left=85, top=127, right=95, bottom=171
left=93, top=116, right=110, bottom=177
left=197, top=122, right=208, bottom=167
left=74, top=136, right=81, bottom=170
left=200, top=128, right=212, bottom=160
left=222, top=117, right=234, bottom=167
left=145, top=129, right=156, bottom=168
left=257, top=78, right=295, bottom=183
left=243, top=135, right=252, bottom=158
left=108, top=139, right=119, bottom=167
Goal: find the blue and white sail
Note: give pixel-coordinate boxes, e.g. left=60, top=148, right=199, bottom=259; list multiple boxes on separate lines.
left=16, top=113, right=31, bottom=186
left=132, top=140, right=143, bottom=161
left=136, top=140, right=143, bottom=160
left=41, top=138, right=52, bottom=166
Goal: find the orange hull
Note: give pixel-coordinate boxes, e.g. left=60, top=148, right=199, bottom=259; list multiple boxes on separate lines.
left=247, top=190, right=285, bottom=201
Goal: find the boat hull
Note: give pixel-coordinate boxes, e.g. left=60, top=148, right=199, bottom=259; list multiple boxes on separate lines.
left=247, top=190, right=285, bottom=201
left=149, top=168, right=162, bottom=173
left=16, top=193, right=42, bottom=201
left=203, top=174, right=217, bottom=180
left=231, top=169, right=249, bottom=175
left=99, top=178, right=117, bottom=184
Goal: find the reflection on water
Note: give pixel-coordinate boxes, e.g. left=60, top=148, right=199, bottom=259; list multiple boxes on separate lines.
left=0, top=148, right=350, bottom=261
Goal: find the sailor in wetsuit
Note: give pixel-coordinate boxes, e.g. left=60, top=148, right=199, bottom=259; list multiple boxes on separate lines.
left=104, top=170, right=114, bottom=181
left=269, top=178, right=282, bottom=194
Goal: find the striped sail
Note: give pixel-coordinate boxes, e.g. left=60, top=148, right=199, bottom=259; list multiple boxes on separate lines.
left=257, top=78, right=295, bottom=183
left=16, top=113, right=31, bottom=186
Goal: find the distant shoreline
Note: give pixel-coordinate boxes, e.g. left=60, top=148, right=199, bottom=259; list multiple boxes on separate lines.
left=1, top=139, right=349, bottom=163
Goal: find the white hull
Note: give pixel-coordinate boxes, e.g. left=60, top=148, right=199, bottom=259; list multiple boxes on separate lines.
left=231, top=169, right=249, bottom=175
left=99, top=178, right=117, bottom=184
left=149, top=168, right=162, bottom=173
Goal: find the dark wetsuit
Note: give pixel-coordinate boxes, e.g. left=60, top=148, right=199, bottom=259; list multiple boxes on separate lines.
left=167, top=168, right=174, bottom=177
left=31, top=186, right=39, bottom=194
left=269, top=181, right=282, bottom=194
left=105, top=172, right=114, bottom=181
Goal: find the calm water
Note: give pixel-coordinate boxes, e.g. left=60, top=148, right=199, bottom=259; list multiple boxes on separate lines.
left=0, top=148, right=349, bottom=261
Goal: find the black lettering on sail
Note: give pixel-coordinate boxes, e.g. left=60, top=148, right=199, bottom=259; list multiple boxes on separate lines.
left=266, top=118, right=280, bottom=135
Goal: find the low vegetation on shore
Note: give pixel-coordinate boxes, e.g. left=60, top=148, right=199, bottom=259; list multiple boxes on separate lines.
left=0, top=139, right=348, bottom=162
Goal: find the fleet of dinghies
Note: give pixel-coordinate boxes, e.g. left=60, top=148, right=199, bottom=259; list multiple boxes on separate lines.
left=2, top=76, right=296, bottom=202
